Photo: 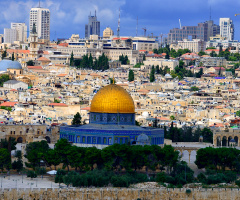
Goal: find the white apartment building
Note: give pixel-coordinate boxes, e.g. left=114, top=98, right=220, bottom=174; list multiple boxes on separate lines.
left=4, top=28, right=17, bottom=44
left=30, top=7, right=50, bottom=40
left=11, top=23, right=27, bottom=42
left=132, top=37, right=159, bottom=51
left=219, top=18, right=234, bottom=41
left=177, top=39, right=206, bottom=53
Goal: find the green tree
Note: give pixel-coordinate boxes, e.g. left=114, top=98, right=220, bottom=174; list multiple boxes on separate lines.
left=72, top=112, right=82, bottom=125
left=25, top=140, right=49, bottom=169
left=55, top=169, right=66, bottom=186
left=12, top=150, right=23, bottom=173
left=236, top=110, right=240, bottom=117
left=150, top=66, right=155, bottom=82
left=11, top=53, right=14, bottom=61
left=170, top=115, right=175, bottom=120
left=54, top=139, right=72, bottom=171
left=70, top=51, right=74, bottom=66
left=128, top=69, right=134, bottom=82
left=143, top=54, right=146, bottom=61
left=190, top=86, right=199, bottom=91
left=198, top=51, right=206, bottom=56
left=0, top=74, right=10, bottom=87
left=0, top=148, right=11, bottom=172
left=1, top=50, right=7, bottom=60
left=26, top=60, right=34, bottom=66
left=44, top=149, right=61, bottom=170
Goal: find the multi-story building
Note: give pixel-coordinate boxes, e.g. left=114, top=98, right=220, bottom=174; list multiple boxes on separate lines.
left=11, top=23, right=27, bottom=42
left=29, top=7, right=50, bottom=40
left=219, top=18, right=234, bottom=41
left=0, top=34, right=3, bottom=44
left=167, top=20, right=220, bottom=44
left=4, top=28, right=17, bottom=44
left=132, top=37, right=159, bottom=51
left=103, top=27, right=114, bottom=38
left=85, top=11, right=100, bottom=38
left=177, top=39, right=206, bottom=53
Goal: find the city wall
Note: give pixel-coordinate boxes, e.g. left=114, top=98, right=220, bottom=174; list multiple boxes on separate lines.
left=1, top=188, right=240, bottom=200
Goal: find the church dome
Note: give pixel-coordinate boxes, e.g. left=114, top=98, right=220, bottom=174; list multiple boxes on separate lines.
left=0, top=60, right=22, bottom=71
left=90, top=84, right=135, bottom=113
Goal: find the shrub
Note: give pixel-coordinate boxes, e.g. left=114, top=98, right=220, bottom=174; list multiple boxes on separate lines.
left=156, top=172, right=166, bottom=183
left=235, top=180, right=240, bottom=187
left=27, top=170, right=37, bottom=178
left=224, top=171, right=237, bottom=183
left=197, top=173, right=207, bottom=184
left=207, top=173, right=226, bottom=185
left=186, top=189, right=191, bottom=194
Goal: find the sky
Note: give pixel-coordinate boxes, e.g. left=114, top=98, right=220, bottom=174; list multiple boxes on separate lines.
left=0, top=0, right=240, bottom=41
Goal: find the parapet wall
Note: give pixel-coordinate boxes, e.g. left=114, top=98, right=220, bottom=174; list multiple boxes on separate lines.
left=1, top=188, right=240, bottom=200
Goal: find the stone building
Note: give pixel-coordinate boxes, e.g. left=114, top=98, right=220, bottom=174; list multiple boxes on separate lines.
left=0, top=124, right=59, bottom=144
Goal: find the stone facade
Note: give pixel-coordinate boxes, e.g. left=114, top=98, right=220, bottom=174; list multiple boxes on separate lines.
left=1, top=188, right=240, bottom=200
left=0, top=124, right=59, bottom=144
left=213, top=129, right=240, bottom=147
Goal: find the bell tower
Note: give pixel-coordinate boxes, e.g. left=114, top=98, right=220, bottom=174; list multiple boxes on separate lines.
left=29, top=23, right=39, bottom=59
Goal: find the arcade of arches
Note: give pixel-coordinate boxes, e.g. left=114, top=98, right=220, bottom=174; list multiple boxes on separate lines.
left=213, top=131, right=240, bottom=147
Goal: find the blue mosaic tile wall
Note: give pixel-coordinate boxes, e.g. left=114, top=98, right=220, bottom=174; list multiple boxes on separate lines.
left=60, top=126, right=164, bottom=146
left=90, top=113, right=135, bottom=125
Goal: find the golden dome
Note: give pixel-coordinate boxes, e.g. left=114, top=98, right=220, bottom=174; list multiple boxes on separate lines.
left=90, top=84, right=135, bottom=113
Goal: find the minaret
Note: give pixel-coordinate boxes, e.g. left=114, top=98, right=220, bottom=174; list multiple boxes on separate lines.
left=29, top=23, right=39, bottom=59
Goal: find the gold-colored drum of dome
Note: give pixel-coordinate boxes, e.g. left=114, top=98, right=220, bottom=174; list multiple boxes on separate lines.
left=90, top=84, right=135, bottom=113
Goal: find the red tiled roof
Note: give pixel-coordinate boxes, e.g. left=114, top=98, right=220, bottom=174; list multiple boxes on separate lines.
left=0, top=102, right=18, bottom=107
left=37, top=57, right=51, bottom=62
left=213, top=67, right=226, bottom=70
left=205, top=49, right=219, bottom=52
left=157, top=117, right=169, bottom=121
left=10, top=89, right=17, bottom=92
left=48, top=103, right=68, bottom=107
left=57, top=74, right=67, bottom=77
left=43, top=51, right=49, bottom=55
left=58, top=43, right=68, bottom=47
left=81, top=107, right=90, bottom=111
left=7, top=49, right=30, bottom=54
left=27, top=66, right=43, bottom=70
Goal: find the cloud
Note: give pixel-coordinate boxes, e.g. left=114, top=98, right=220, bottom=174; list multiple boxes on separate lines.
left=0, top=0, right=240, bottom=40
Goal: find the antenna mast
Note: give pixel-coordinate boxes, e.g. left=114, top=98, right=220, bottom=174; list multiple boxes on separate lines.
left=136, top=16, right=138, bottom=36
left=210, top=6, right=212, bottom=20
left=117, top=8, right=120, bottom=37
left=39, top=0, right=41, bottom=8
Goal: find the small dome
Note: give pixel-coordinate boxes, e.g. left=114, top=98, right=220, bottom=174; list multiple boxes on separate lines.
left=137, top=134, right=149, bottom=143
left=142, top=111, right=149, bottom=118
left=176, top=103, right=181, bottom=106
left=230, top=139, right=235, bottom=143
left=0, top=60, right=22, bottom=71
left=165, top=73, right=172, bottom=78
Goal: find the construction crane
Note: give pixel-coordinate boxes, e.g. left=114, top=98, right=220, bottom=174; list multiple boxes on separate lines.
left=142, top=27, right=147, bottom=37
left=159, top=33, right=168, bottom=48
left=179, top=19, right=182, bottom=29
left=235, top=14, right=240, bottom=16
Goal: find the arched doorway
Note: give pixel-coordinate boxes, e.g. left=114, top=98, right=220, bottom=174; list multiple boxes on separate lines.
left=45, top=136, right=51, bottom=143
left=228, top=136, right=232, bottom=146
left=234, top=136, right=238, bottom=146
left=222, top=136, right=227, bottom=146
left=17, top=137, right=23, bottom=143
left=217, top=136, right=221, bottom=147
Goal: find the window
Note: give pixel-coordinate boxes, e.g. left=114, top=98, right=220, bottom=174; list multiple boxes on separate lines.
left=82, top=137, right=86, bottom=143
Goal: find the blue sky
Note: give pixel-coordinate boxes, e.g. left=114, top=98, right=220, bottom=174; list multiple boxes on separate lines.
left=0, top=0, right=240, bottom=41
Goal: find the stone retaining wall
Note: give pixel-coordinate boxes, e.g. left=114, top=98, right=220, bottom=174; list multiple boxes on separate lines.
left=1, top=188, right=240, bottom=200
